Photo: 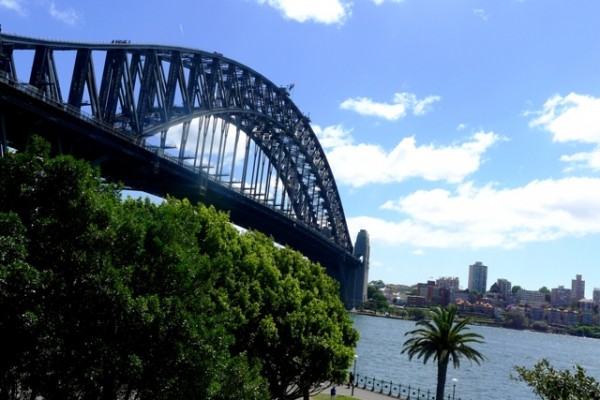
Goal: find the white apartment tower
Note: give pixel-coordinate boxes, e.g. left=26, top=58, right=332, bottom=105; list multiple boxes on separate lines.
left=437, top=276, right=460, bottom=291
left=468, top=261, right=488, bottom=294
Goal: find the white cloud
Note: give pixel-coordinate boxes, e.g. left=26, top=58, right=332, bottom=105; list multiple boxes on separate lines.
left=529, top=92, right=600, bottom=171
left=371, top=0, right=406, bottom=4
left=473, top=9, right=489, bottom=21
left=340, top=92, right=441, bottom=120
left=349, top=177, right=600, bottom=249
left=255, top=0, right=351, bottom=25
left=530, top=93, right=600, bottom=144
left=0, top=0, right=25, bottom=14
left=314, top=124, right=353, bottom=148
left=48, top=2, right=81, bottom=25
left=315, top=125, right=500, bottom=187
left=560, top=151, right=600, bottom=172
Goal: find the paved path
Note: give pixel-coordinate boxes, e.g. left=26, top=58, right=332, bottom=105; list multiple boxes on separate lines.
left=316, top=385, right=401, bottom=400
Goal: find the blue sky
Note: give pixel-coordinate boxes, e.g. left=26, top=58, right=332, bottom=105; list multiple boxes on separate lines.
left=3, top=0, right=600, bottom=295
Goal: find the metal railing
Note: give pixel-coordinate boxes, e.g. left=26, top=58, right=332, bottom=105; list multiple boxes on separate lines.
left=353, top=373, right=465, bottom=400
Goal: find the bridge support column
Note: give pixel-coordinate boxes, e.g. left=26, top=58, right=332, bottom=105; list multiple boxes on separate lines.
left=352, top=229, right=370, bottom=309
left=339, top=229, right=370, bottom=309
left=0, top=113, right=7, bottom=158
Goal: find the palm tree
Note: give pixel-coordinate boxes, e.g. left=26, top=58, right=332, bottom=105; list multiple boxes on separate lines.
left=401, top=306, right=485, bottom=400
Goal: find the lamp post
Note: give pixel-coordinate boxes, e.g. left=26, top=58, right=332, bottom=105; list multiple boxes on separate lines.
left=452, top=378, right=458, bottom=400
left=351, top=355, right=358, bottom=396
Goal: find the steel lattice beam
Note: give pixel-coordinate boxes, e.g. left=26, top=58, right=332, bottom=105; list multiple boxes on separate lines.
left=0, top=33, right=353, bottom=252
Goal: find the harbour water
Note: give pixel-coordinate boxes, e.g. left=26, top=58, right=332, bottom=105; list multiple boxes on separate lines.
left=351, top=313, right=600, bottom=399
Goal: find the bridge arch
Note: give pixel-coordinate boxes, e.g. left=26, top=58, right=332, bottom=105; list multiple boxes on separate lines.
left=0, top=33, right=352, bottom=251
left=0, top=33, right=369, bottom=307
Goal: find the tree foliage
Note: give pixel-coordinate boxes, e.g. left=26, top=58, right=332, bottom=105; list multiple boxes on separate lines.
left=503, top=309, right=526, bottom=329
left=402, top=306, right=485, bottom=400
left=0, top=138, right=357, bottom=399
left=512, top=285, right=522, bottom=294
left=513, top=359, right=600, bottom=399
left=362, top=284, right=389, bottom=312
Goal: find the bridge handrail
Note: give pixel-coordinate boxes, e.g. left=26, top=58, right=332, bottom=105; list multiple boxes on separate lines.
left=353, top=373, right=466, bottom=400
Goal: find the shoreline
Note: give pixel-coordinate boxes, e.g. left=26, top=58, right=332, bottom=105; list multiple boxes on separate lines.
left=349, top=309, right=600, bottom=340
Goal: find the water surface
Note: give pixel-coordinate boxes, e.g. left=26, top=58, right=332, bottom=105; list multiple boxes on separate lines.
left=352, top=313, right=600, bottom=399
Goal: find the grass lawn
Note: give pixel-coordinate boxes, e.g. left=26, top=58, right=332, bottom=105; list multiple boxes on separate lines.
left=313, top=394, right=357, bottom=400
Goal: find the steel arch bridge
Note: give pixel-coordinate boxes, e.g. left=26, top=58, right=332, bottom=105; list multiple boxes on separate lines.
left=0, top=33, right=369, bottom=308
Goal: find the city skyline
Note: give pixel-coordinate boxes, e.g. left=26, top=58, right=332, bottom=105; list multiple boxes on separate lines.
left=2, top=1, right=600, bottom=291
left=404, top=268, right=597, bottom=300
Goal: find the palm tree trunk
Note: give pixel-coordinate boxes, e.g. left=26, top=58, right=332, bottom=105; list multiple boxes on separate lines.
left=436, top=359, right=449, bottom=400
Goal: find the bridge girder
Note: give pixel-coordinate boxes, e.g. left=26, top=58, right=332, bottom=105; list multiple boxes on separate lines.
left=0, top=33, right=352, bottom=252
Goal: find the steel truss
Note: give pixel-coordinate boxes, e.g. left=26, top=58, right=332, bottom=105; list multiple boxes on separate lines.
left=0, top=33, right=352, bottom=251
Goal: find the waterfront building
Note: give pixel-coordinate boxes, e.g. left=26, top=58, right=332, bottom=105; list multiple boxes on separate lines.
left=406, top=295, right=427, bottom=307
left=579, top=300, right=595, bottom=326
left=571, top=274, right=585, bottom=301
left=416, top=280, right=437, bottom=302
left=530, top=307, right=545, bottom=322
left=450, top=289, right=471, bottom=304
left=438, top=287, right=451, bottom=306
left=579, top=299, right=594, bottom=312
left=455, top=297, right=494, bottom=318
left=468, top=261, right=487, bottom=294
left=548, top=308, right=579, bottom=326
left=564, top=310, right=579, bottom=326
left=496, top=278, right=512, bottom=299
left=436, top=276, right=459, bottom=291
left=551, top=286, right=571, bottom=308
left=516, top=289, right=545, bottom=308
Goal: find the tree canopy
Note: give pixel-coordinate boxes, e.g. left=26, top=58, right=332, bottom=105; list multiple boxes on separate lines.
left=513, top=359, right=600, bottom=399
left=0, top=137, right=358, bottom=400
left=362, top=284, right=389, bottom=312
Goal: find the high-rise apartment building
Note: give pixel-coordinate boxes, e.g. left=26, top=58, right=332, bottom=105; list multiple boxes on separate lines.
left=468, top=261, right=488, bottom=294
left=594, top=288, right=600, bottom=304
left=437, top=276, right=460, bottom=291
left=496, top=278, right=512, bottom=299
left=571, top=274, right=585, bottom=301
left=551, top=286, right=571, bottom=308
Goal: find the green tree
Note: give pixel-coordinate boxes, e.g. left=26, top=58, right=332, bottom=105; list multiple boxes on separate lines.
left=401, top=306, right=485, bottom=400
left=408, top=308, right=427, bottom=321
left=503, top=309, right=526, bottom=329
left=513, top=359, right=600, bottom=399
left=0, top=137, right=356, bottom=399
left=363, top=284, right=389, bottom=312
left=539, top=286, right=551, bottom=304
left=213, top=230, right=358, bottom=400
left=0, top=140, right=268, bottom=399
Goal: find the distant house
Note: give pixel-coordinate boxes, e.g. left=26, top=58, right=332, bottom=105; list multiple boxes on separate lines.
left=454, top=298, right=494, bottom=318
